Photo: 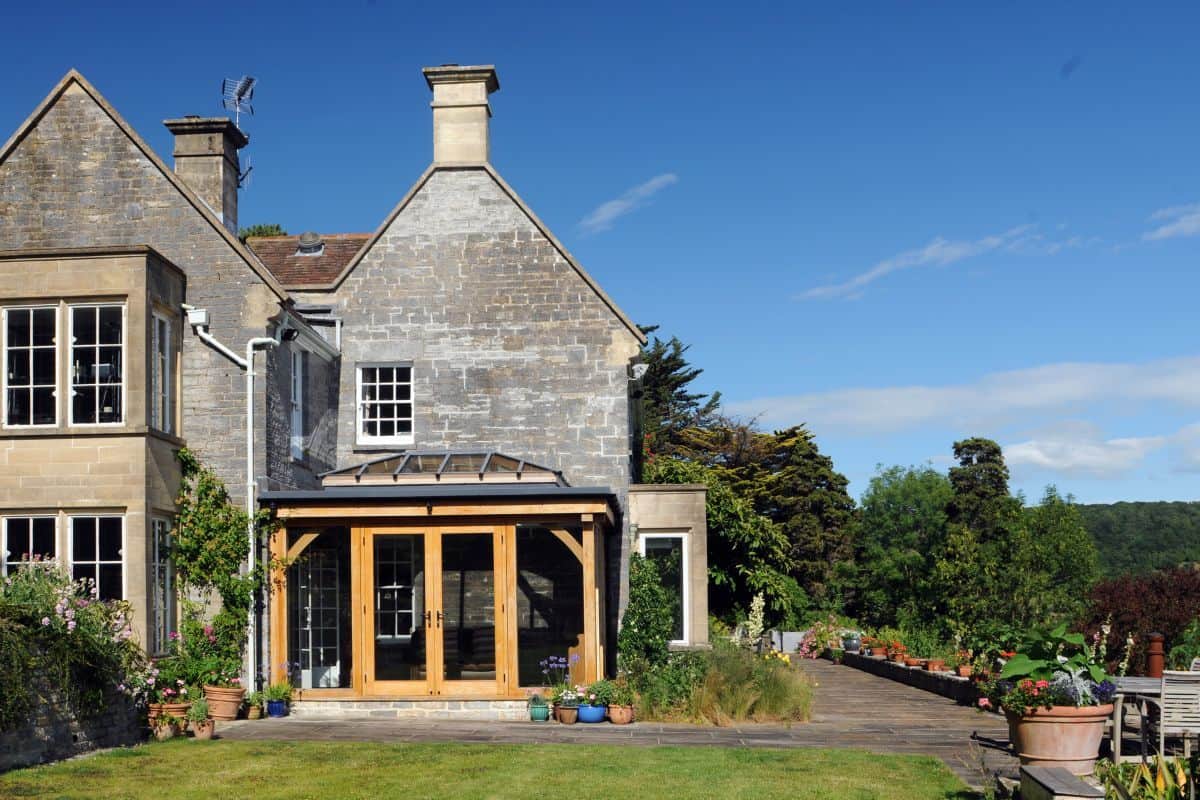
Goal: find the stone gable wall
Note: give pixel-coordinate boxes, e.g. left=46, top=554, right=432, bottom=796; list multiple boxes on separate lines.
left=294, top=168, right=641, bottom=611
left=0, top=83, right=318, bottom=502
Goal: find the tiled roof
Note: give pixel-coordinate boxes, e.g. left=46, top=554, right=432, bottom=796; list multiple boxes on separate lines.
left=246, top=233, right=371, bottom=287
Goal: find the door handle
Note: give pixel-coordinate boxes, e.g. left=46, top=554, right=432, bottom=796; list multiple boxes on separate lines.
left=424, top=610, right=432, bottom=628
left=436, top=610, right=443, bottom=628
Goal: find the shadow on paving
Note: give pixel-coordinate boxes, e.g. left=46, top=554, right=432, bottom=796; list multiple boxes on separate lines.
left=219, top=660, right=1015, bottom=791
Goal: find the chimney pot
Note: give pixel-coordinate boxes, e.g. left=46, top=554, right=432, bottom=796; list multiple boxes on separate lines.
left=421, top=64, right=499, bottom=165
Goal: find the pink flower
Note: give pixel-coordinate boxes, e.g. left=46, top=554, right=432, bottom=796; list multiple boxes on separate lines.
left=67, top=620, right=76, bottom=632
left=978, top=698, right=991, bottom=709
left=41, top=617, right=50, bottom=626
left=1035, top=680, right=1049, bottom=689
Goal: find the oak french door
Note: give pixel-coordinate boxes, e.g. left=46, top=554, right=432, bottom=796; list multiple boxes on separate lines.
left=361, top=525, right=506, bottom=697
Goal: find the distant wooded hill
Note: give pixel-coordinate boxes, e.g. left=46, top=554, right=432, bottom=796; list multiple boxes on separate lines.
left=1077, top=501, right=1200, bottom=576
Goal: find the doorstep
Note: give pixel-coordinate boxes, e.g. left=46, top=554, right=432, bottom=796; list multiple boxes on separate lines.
left=290, top=699, right=529, bottom=722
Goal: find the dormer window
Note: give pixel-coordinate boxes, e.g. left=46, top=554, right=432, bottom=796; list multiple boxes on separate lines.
left=296, top=232, right=325, bottom=257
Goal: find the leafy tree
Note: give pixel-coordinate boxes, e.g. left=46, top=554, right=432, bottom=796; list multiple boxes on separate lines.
left=851, top=465, right=953, bottom=629
left=238, top=223, right=287, bottom=242
left=636, top=326, right=721, bottom=463
left=947, top=437, right=1018, bottom=533
left=643, top=456, right=799, bottom=625
left=737, top=426, right=857, bottom=607
left=1009, top=487, right=1099, bottom=626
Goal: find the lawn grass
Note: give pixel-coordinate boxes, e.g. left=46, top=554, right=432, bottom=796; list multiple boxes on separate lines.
left=0, top=739, right=979, bottom=799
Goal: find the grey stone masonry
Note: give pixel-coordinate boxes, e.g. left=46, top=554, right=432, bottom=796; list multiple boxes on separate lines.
left=0, top=76, right=324, bottom=504
left=0, top=673, right=142, bottom=772
left=294, top=166, right=642, bottom=607
left=294, top=167, right=641, bottom=491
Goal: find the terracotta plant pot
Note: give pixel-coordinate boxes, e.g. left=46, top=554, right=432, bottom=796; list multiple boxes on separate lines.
left=891, top=653, right=907, bottom=664
left=905, top=657, right=924, bottom=668
left=608, top=705, right=634, bottom=725
left=1006, top=704, right=1114, bottom=775
left=247, top=705, right=263, bottom=720
left=926, top=660, right=945, bottom=672
left=161, top=702, right=190, bottom=734
left=192, top=719, right=215, bottom=741
left=203, top=685, right=246, bottom=722
left=147, top=702, right=164, bottom=724
left=556, top=706, right=579, bottom=724
left=153, top=723, right=175, bottom=741
left=957, top=665, right=973, bottom=678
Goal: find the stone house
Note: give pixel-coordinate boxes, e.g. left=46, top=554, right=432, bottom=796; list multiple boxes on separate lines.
left=0, top=65, right=707, bottom=709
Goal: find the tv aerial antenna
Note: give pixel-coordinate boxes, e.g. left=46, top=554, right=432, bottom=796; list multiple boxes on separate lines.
left=221, top=75, right=256, bottom=127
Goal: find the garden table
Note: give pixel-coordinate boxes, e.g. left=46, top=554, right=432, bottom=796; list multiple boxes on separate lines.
left=1110, top=676, right=1161, bottom=763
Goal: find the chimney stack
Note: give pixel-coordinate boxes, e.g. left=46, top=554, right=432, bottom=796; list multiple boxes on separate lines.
left=421, top=65, right=500, bottom=164
left=162, top=116, right=248, bottom=233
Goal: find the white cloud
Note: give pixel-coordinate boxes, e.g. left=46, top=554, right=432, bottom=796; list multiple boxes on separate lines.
left=1005, top=421, right=1167, bottom=478
left=726, top=355, right=1200, bottom=433
left=797, top=224, right=1035, bottom=300
left=578, top=173, right=678, bottom=234
left=1144, top=203, right=1200, bottom=241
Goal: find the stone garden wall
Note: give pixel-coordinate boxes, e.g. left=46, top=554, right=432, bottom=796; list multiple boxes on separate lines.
left=0, top=679, right=143, bottom=773
left=842, top=651, right=979, bottom=705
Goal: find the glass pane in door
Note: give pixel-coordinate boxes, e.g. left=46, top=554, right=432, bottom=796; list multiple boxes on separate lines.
left=374, top=534, right=426, bottom=681
left=441, top=533, right=496, bottom=681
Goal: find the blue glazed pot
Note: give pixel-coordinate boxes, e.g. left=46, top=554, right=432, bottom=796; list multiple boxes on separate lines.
left=266, top=700, right=288, bottom=718
left=577, top=704, right=607, bottom=723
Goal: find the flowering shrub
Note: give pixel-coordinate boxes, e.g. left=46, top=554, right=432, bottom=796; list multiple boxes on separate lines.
left=0, top=560, right=147, bottom=731
left=584, top=679, right=616, bottom=706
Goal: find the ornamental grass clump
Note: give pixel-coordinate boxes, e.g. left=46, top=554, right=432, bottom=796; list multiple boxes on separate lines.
left=694, top=639, right=812, bottom=725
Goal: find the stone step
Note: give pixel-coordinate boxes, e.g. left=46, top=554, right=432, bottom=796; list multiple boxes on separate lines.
left=1019, top=766, right=1104, bottom=800
left=290, top=699, right=528, bottom=722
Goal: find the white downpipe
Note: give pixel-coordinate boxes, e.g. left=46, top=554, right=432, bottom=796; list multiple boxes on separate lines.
left=244, top=337, right=277, bottom=692
left=184, top=303, right=280, bottom=691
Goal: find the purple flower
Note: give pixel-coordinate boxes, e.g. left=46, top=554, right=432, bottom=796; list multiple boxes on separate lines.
left=41, top=617, right=50, bottom=626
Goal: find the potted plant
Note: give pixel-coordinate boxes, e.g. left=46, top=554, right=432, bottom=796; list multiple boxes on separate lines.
left=579, top=679, right=613, bottom=723
left=264, top=680, right=293, bottom=718
left=188, top=697, right=215, bottom=740
left=200, top=663, right=246, bottom=722
left=978, top=623, right=1116, bottom=775
left=842, top=631, right=862, bottom=653
left=153, top=713, right=179, bottom=741
left=527, top=692, right=551, bottom=722
left=890, top=642, right=908, bottom=664
left=553, top=686, right=580, bottom=724
left=246, top=690, right=264, bottom=720
left=830, top=647, right=845, bottom=664
left=608, top=679, right=635, bottom=725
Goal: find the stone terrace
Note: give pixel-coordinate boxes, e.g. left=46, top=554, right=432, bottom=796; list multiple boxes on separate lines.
left=218, top=659, right=1016, bottom=789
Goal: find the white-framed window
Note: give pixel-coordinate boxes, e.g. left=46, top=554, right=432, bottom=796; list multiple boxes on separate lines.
left=151, top=312, right=174, bottom=434
left=149, top=517, right=176, bottom=655
left=356, top=363, right=413, bottom=446
left=69, top=515, right=124, bottom=600
left=639, top=533, right=689, bottom=645
left=69, top=304, right=124, bottom=425
left=2, top=516, right=57, bottom=574
left=3, top=306, right=58, bottom=427
left=290, top=349, right=305, bottom=459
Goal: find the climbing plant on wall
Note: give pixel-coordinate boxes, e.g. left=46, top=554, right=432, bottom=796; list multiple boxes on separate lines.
left=172, top=448, right=276, bottom=677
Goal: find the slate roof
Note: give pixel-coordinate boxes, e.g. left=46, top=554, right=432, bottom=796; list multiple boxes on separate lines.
left=246, top=233, right=371, bottom=287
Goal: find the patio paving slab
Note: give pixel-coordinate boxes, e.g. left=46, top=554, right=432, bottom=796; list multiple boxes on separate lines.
left=218, top=659, right=1015, bottom=789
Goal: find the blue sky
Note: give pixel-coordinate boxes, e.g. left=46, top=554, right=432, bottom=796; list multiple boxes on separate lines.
left=2, top=2, right=1197, bottom=504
